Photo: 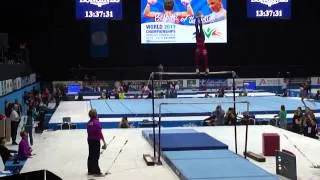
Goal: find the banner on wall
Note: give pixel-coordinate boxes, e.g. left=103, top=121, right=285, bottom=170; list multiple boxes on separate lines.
left=9, top=79, right=13, bottom=93
left=18, top=77, right=22, bottom=89
left=2, top=81, right=7, bottom=95
left=0, top=81, right=2, bottom=96
left=29, top=74, right=36, bottom=84
left=15, top=77, right=22, bottom=90
left=227, top=78, right=284, bottom=88
left=5, top=80, right=10, bottom=94
left=199, top=79, right=228, bottom=88
left=311, top=77, right=320, bottom=85
left=0, top=73, right=36, bottom=97
left=257, top=78, right=283, bottom=86
left=12, top=79, right=17, bottom=91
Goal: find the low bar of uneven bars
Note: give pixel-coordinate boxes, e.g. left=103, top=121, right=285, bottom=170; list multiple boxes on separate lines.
left=151, top=71, right=236, bottom=77
left=159, top=101, right=250, bottom=106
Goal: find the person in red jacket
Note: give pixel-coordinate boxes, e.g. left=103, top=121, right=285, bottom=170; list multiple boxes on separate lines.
left=195, top=13, right=209, bottom=74
left=87, top=109, right=107, bottom=177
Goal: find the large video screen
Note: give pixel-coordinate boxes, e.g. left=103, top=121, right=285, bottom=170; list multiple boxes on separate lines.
left=141, top=0, right=227, bottom=44
left=76, top=0, right=122, bottom=20
left=247, top=0, right=291, bottom=19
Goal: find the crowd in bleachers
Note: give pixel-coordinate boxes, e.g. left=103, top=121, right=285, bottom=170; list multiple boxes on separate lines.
left=203, top=103, right=319, bottom=139
left=0, top=41, right=30, bottom=65
left=85, top=80, right=181, bottom=100
left=0, top=87, right=55, bottom=171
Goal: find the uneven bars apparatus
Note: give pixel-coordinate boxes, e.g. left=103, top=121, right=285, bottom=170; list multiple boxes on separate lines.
left=156, top=101, right=250, bottom=164
left=149, top=71, right=238, bottom=165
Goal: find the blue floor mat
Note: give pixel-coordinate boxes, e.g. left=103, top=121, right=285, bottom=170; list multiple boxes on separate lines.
left=149, top=133, right=228, bottom=151
left=163, top=150, right=278, bottom=180
left=163, top=149, right=238, bottom=160
left=174, top=158, right=278, bottom=179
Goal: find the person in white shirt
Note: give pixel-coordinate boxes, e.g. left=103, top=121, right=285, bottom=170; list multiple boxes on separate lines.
left=141, top=83, right=150, bottom=98
left=10, top=104, right=20, bottom=145
left=174, top=82, right=180, bottom=90
left=206, top=0, right=226, bottom=23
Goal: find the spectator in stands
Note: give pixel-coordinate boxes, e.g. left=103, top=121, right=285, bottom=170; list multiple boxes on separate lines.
left=42, top=87, right=50, bottom=106
left=305, top=79, right=312, bottom=98
left=300, top=84, right=306, bottom=102
left=119, top=90, right=125, bottom=99
left=240, top=112, right=254, bottom=125
left=54, top=87, right=62, bottom=108
left=25, top=92, right=33, bottom=105
left=214, top=105, right=225, bottom=125
left=78, top=93, right=84, bottom=101
left=10, top=104, right=20, bottom=145
left=14, top=99, right=22, bottom=116
left=314, top=90, right=320, bottom=100
left=99, top=92, right=106, bottom=99
left=119, top=117, right=130, bottom=128
left=282, top=89, right=288, bottom=97
left=0, top=137, right=17, bottom=164
left=37, top=103, right=47, bottom=133
left=25, top=103, right=37, bottom=146
left=87, top=109, right=107, bottom=177
left=122, top=83, right=129, bottom=93
left=159, top=92, right=165, bottom=99
left=174, top=82, right=179, bottom=91
left=303, top=108, right=317, bottom=139
left=217, top=88, right=225, bottom=97
left=275, top=105, right=287, bottom=130
left=23, top=91, right=29, bottom=105
left=146, top=92, right=152, bottom=99
left=203, top=114, right=216, bottom=126
left=4, top=100, right=11, bottom=118
left=33, top=92, right=42, bottom=108
left=141, top=83, right=150, bottom=98
left=17, top=131, right=34, bottom=161
left=203, top=105, right=225, bottom=126
left=19, top=41, right=30, bottom=65
left=224, top=107, right=236, bottom=125
left=282, top=79, right=288, bottom=95
left=292, top=107, right=303, bottom=134
left=114, top=81, right=123, bottom=99
left=243, top=83, right=248, bottom=97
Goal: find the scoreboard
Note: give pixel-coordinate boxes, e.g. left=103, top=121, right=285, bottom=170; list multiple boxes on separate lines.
left=247, top=0, right=291, bottom=19
left=76, top=0, right=122, bottom=20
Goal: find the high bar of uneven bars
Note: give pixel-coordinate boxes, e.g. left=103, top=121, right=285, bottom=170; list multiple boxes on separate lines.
left=150, top=71, right=236, bottom=77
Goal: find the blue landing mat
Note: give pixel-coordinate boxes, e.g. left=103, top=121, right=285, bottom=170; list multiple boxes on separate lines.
left=142, top=128, right=197, bottom=139
left=149, top=133, right=228, bottom=151
left=163, top=149, right=238, bottom=160
left=163, top=150, right=278, bottom=180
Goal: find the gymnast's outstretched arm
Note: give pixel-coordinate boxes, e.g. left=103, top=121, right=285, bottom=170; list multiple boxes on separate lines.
left=195, top=17, right=199, bottom=34
left=199, top=17, right=203, bottom=34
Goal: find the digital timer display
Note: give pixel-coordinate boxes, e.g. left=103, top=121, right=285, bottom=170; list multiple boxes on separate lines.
left=76, top=0, right=122, bottom=20
left=247, top=0, right=291, bottom=19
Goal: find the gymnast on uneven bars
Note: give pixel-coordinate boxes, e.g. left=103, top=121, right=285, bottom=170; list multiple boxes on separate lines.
left=195, top=12, right=209, bottom=74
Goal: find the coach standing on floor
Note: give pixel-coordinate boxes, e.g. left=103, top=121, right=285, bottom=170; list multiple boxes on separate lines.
left=10, top=104, right=20, bottom=145
left=87, top=109, right=107, bottom=177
